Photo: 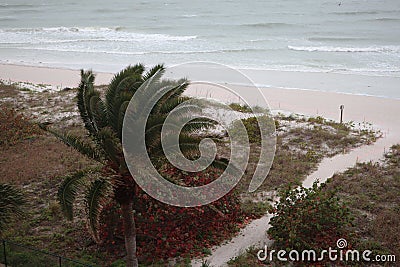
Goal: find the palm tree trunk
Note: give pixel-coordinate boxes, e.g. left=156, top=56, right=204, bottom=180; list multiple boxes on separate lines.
left=121, top=200, right=138, bottom=267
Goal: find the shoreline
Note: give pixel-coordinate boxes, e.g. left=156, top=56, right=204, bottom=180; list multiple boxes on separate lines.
left=229, top=82, right=400, bottom=101
left=1, top=62, right=400, bottom=99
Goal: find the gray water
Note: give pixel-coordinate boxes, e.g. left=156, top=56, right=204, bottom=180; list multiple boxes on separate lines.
left=0, top=0, right=400, bottom=87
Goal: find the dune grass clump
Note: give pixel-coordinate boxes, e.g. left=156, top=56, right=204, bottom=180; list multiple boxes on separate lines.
left=0, top=106, right=41, bottom=147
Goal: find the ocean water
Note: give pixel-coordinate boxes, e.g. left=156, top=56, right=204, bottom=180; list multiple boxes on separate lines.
left=0, top=0, right=400, bottom=91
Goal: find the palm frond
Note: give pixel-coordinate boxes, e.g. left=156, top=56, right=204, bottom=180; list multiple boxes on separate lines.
left=144, top=104, right=203, bottom=139
left=97, top=127, right=122, bottom=163
left=57, top=171, right=86, bottom=220
left=142, top=64, right=165, bottom=81
left=107, top=64, right=144, bottom=99
left=144, top=115, right=168, bottom=138
left=181, top=118, right=217, bottom=133
left=146, top=136, right=162, bottom=156
left=0, top=183, right=25, bottom=233
left=157, top=134, right=202, bottom=158
left=152, top=81, right=189, bottom=115
left=41, top=125, right=104, bottom=163
left=89, top=94, right=108, bottom=130
left=105, top=64, right=144, bottom=131
left=157, top=96, right=189, bottom=114
left=136, top=83, right=172, bottom=116
left=117, top=100, right=130, bottom=138
left=85, top=178, right=112, bottom=241
left=158, top=78, right=188, bottom=97
left=77, top=70, right=100, bottom=135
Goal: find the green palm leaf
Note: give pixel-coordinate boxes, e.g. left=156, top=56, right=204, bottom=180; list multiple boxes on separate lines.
left=89, top=94, right=108, bottom=130
left=106, top=64, right=145, bottom=131
left=77, top=70, right=99, bottom=135
left=181, top=118, right=217, bottom=133
left=0, top=183, right=25, bottom=234
left=157, top=96, right=189, bottom=114
left=97, top=127, right=122, bottom=164
left=57, top=171, right=86, bottom=220
left=141, top=64, right=164, bottom=82
left=151, top=82, right=189, bottom=115
left=85, top=178, right=112, bottom=241
left=40, top=125, right=104, bottom=163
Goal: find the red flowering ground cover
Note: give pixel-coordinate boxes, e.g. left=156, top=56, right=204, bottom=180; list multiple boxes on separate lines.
left=99, top=166, right=254, bottom=264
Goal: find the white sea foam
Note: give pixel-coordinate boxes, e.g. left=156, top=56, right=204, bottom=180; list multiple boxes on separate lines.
left=0, top=27, right=197, bottom=45
left=14, top=46, right=264, bottom=55
left=181, top=14, right=198, bottom=18
left=288, top=45, right=400, bottom=53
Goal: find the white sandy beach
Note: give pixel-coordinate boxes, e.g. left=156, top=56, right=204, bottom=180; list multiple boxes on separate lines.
left=0, top=64, right=113, bottom=88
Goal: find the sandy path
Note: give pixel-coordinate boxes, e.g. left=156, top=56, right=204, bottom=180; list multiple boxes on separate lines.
left=191, top=215, right=273, bottom=267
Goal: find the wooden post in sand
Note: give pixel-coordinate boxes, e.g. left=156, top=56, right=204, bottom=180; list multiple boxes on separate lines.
left=340, top=105, right=344, bottom=124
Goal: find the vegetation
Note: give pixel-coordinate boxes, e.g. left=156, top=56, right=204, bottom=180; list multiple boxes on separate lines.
left=230, top=116, right=263, bottom=144
left=0, top=106, right=41, bottom=147
left=268, top=182, right=352, bottom=257
left=0, top=183, right=26, bottom=236
left=228, top=103, right=252, bottom=113
left=227, top=246, right=265, bottom=266
left=325, top=144, right=400, bottom=261
left=99, top=166, right=247, bottom=264
left=229, top=182, right=353, bottom=266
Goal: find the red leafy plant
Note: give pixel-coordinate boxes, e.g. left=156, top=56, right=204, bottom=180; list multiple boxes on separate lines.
left=99, top=166, right=248, bottom=264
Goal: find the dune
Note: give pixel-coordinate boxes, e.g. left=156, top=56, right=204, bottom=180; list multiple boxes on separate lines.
left=2, top=63, right=400, bottom=266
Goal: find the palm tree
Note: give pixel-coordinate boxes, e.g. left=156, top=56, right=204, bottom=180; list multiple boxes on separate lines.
left=0, top=183, right=25, bottom=236
left=42, top=64, right=219, bottom=267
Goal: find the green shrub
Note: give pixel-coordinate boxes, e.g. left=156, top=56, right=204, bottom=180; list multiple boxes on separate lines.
left=230, top=116, right=274, bottom=144
left=268, top=181, right=352, bottom=253
left=110, top=259, right=126, bottom=267
left=229, top=103, right=252, bottom=113
left=307, top=116, right=325, bottom=124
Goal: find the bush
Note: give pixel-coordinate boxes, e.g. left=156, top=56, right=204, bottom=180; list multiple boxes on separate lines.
left=268, top=181, right=352, bottom=254
left=0, top=106, right=41, bottom=147
left=230, top=116, right=274, bottom=144
left=228, top=103, right=252, bottom=113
